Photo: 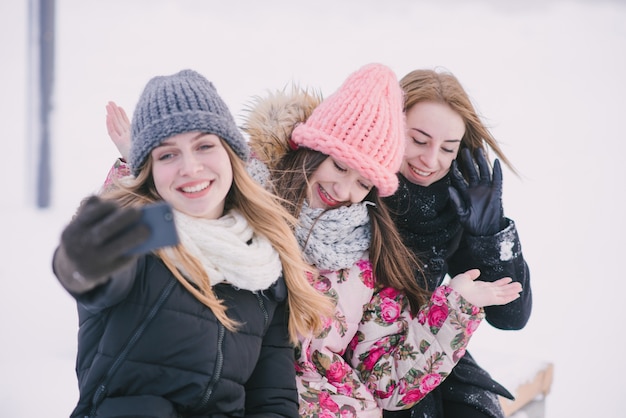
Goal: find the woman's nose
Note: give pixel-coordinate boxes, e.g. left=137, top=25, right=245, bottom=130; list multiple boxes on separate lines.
left=331, top=182, right=348, bottom=202
left=334, top=182, right=363, bottom=204
left=419, top=146, right=438, bottom=168
left=179, top=153, right=203, bottom=175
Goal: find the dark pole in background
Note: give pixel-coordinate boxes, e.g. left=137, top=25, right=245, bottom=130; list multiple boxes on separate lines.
left=29, top=0, right=55, bottom=208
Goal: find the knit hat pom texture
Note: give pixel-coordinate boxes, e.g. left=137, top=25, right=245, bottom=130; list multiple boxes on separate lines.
left=291, top=63, right=405, bottom=197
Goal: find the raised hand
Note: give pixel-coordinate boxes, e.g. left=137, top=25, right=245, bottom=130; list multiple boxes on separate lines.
left=448, top=269, right=522, bottom=307
left=106, top=101, right=132, bottom=161
left=448, top=148, right=505, bottom=236
left=60, top=196, right=150, bottom=281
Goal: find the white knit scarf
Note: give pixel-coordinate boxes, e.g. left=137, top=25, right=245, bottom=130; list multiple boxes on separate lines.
left=168, top=209, right=282, bottom=292
left=296, top=201, right=372, bottom=271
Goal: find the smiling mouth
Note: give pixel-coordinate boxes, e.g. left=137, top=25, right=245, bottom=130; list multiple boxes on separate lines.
left=409, top=164, right=433, bottom=178
left=180, top=181, right=210, bottom=193
left=318, top=185, right=339, bottom=207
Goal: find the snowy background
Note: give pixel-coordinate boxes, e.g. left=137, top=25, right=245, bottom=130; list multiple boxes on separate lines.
left=1, top=0, right=625, bottom=416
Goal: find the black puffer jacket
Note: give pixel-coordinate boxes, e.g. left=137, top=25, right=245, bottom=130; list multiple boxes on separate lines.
left=383, top=174, right=532, bottom=418
left=59, top=254, right=297, bottom=418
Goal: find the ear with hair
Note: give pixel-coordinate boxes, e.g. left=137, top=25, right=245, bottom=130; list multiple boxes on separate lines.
left=241, top=85, right=322, bottom=171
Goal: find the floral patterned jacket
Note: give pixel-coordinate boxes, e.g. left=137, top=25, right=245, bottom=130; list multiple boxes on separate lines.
left=102, top=159, right=485, bottom=417
left=296, top=252, right=484, bottom=418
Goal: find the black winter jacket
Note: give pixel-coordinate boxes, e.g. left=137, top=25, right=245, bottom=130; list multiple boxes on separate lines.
left=57, top=254, right=298, bottom=418
left=383, top=174, right=532, bottom=418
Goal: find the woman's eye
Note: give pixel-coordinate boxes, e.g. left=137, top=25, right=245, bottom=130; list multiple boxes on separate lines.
left=442, top=147, right=455, bottom=154
left=333, top=162, right=347, bottom=172
left=359, top=182, right=372, bottom=191
left=198, top=143, right=214, bottom=151
left=412, top=137, right=426, bottom=145
left=157, top=152, right=174, bottom=161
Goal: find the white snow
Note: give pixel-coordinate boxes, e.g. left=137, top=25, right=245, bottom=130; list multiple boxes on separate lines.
left=499, top=240, right=514, bottom=261
left=1, top=0, right=625, bottom=416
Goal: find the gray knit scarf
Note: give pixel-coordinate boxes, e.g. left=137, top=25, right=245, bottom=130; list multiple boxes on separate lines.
left=296, top=201, right=372, bottom=271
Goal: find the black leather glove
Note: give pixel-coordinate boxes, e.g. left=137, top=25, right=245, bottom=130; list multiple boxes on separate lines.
left=60, top=195, right=150, bottom=281
left=448, top=148, right=505, bottom=236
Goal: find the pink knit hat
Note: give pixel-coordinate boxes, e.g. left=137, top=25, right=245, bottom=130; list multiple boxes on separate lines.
left=290, top=63, right=405, bottom=197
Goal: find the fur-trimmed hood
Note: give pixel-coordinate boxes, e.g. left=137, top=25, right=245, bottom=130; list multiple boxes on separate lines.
left=241, top=86, right=322, bottom=171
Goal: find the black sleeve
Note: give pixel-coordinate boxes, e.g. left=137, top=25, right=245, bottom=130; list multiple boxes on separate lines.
left=448, top=218, right=532, bottom=330
left=52, top=244, right=140, bottom=315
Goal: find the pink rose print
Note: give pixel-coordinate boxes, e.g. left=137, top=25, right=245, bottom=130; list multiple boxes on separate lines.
left=318, top=392, right=340, bottom=413
left=400, top=387, right=427, bottom=405
left=356, top=259, right=375, bottom=288
left=466, top=319, right=481, bottom=335
left=427, top=304, right=449, bottom=328
left=348, top=334, right=358, bottom=352
left=378, top=286, right=400, bottom=299
left=362, top=345, right=387, bottom=371
left=431, top=286, right=448, bottom=306
left=453, top=346, right=466, bottom=362
left=420, top=373, right=442, bottom=392
left=400, top=373, right=442, bottom=405
left=313, top=276, right=332, bottom=293
left=322, top=316, right=334, bottom=329
left=417, top=310, right=426, bottom=325
left=335, top=383, right=354, bottom=396
left=374, top=383, right=396, bottom=400
left=380, top=298, right=401, bottom=323
left=326, top=361, right=349, bottom=384
left=305, top=344, right=312, bottom=358
left=295, top=362, right=304, bottom=373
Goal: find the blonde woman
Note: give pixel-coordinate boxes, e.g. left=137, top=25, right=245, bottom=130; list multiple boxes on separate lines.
left=53, top=69, right=332, bottom=418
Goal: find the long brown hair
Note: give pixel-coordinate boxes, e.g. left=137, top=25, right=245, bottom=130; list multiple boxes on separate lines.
left=272, top=148, right=430, bottom=314
left=400, top=68, right=518, bottom=176
left=102, top=139, right=333, bottom=343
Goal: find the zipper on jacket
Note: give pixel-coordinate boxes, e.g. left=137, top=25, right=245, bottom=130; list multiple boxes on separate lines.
left=197, top=323, right=225, bottom=409
left=255, top=293, right=269, bottom=326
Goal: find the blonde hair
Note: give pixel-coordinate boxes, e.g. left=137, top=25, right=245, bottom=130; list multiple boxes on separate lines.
left=102, top=139, right=332, bottom=343
left=400, top=69, right=518, bottom=175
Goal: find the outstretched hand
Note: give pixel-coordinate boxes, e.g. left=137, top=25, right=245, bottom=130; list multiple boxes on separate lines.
left=448, top=269, right=522, bottom=308
left=448, top=148, right=505, bottom=236
left=61, top=195, right=150, bottom=281
left=106, top=101, right=132, bottom=161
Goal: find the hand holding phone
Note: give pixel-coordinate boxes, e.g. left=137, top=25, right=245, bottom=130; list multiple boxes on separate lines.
left=61, top=197, right=180, bottom=283
left=126, top=202, right=179, bottom=255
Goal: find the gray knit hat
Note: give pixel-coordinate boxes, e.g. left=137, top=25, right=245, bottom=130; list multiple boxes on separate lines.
left=129, top=69, right=250, bottom=176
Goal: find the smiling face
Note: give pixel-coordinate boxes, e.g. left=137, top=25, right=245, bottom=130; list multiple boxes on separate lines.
left=150, top=132, right=233, bottom=219
left=307, top=157, right=373, bottom=209
left=400, top=101, right=466, bottom=187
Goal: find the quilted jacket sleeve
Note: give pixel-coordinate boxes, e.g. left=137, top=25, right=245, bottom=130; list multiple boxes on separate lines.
left=52, top=243, right=138, bottom=314
left=295, top=256, right=485, bottom=416
left=346, top=285, right=485, bottom=411
left=296, top=259, right=383, bottom=417
left=448, top=218, right=532, bottom=330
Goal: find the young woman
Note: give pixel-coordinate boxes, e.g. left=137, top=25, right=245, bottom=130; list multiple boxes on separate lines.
left=242, top=63, right=522, bottom=417
left=382, top=69, right=533, bottom=418
left=53, top=69, right=332, bottom=418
